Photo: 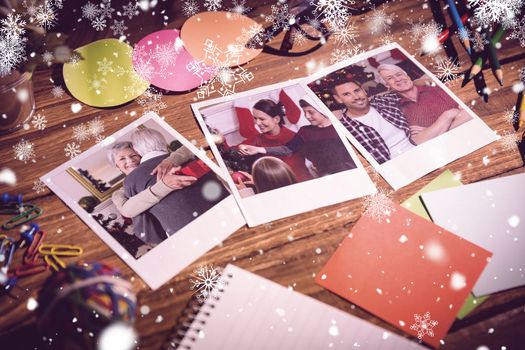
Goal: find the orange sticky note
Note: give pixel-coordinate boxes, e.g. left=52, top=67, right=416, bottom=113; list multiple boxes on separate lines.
left=316, top=202, right=492, bottom=348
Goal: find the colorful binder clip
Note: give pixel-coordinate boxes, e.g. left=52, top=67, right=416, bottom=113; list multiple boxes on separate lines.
left=2, top=205, right=43, bottom=230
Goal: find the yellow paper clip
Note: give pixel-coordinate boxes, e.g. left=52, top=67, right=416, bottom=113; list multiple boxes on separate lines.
left=44, top=254, right=66, bottom=271
left=38, top=244, right=83, bottom=257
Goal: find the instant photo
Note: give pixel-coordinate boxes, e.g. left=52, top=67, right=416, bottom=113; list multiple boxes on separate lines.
left=303, top=43, right=498, bottom=190
left=42, top=113, right=245, bottom=289
left=192, top=80, right=376, bottom=227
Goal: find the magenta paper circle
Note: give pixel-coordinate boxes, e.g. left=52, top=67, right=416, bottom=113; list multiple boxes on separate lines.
left=132, top=29, right=215, bottom=91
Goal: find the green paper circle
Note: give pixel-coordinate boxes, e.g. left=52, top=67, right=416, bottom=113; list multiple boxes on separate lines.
left=63, top=39, right=149, bottom=108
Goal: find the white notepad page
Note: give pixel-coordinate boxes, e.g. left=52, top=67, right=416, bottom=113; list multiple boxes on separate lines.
left=421, top=173, right=525, bottom=296
left=176, top=264, right=425, bottom=350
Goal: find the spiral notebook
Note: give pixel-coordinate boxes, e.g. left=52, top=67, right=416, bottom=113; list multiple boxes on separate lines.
left=164, top=264, right=425, bottom=349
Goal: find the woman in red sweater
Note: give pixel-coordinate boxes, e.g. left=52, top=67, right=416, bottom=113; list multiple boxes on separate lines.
left=231, top=99, right=312, bottom=182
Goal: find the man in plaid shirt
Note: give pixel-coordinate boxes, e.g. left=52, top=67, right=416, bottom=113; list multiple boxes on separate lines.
left=331, top=79, right=415, bottom=164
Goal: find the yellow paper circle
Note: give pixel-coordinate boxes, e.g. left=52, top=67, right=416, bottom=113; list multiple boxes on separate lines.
left=63, top=39, right=149, bottom=108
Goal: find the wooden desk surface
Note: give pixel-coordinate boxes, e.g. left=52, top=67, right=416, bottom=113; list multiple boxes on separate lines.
left=1, top=1, right=524, bottom=349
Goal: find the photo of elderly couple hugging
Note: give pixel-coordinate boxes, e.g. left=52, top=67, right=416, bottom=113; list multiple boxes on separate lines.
left=201, top=86, right=358, bottom=197
left=107, top=126, right=228, bottom=247
left=309, top=49, right=472, bottom=165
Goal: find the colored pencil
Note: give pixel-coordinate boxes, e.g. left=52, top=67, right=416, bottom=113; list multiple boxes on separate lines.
left=468, top=27, right=505, bottom=80
left=446, top=0, right=471, bottom=54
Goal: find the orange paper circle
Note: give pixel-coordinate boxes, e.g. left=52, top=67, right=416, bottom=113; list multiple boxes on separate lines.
left=181, top=11, right=263, bottom=67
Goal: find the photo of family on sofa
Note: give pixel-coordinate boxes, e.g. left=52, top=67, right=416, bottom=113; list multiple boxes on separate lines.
left=199, top=84, right=359, bottom=198
left=68, top=121, right=228, bottom=259
left=308, top=48, right=473, bottom=165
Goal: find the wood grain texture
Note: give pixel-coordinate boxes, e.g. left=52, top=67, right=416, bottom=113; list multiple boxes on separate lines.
left=1, top=1, right=524, bottom=349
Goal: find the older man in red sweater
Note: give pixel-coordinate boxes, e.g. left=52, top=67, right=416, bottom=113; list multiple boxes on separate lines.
left=377, top=64, right=472, bottom=145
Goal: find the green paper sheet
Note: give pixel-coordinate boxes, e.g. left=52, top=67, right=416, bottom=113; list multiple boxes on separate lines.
left=401, top=170, right=489, bottom=320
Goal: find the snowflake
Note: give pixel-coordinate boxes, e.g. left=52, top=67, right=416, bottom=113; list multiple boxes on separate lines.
left=32, top=179, right=47, bottom=194
left=0, top=35, right=26, bottom=77
left=508, top=16, right=525, bottom=47
left=154, top=43, right=179, bottom=68
left=468, top=0, right=522, bottom=26
left=500, top=131, right=520, bottom=151
left=88, top=117, right=105, bottom=137
left=64, top=142, right=81, bottom=159
left=333, top=20, right=358, bottom=47
left=204, top=0, right=223, bottom=11
left=407, top=19, right=442, bottom=45
left=379, top=32, right=395, bottom=45
left=236, top=23, right=265, bottom=49
left=72, top=123, right=91, bottom=143
left=197, top=65, right=254, bottom=98
left=433, top=57, right=462, bottom=86
left=97, top=57, right=114, bottom=75
left=292, top=30, right=307, bottom=46
left=133, top=55, right=155, bottom=81
left=310, top=0, right=352, bottom=30
left=121, top=2, right=138, bottom=19
left=367, top=6, right=395, bottom=35
left=330, top=46, right=362, bottom=64
left=410, top=312, right=439, bottom=340
left=189, top=265, right=225, bottom=303
left=13, top=139, right=36, bottom=163
left=182, top=0, right=200, bottom=17
left=51, top=85, right=65, bottom=98
left=1, top=14, right=26, bottom=39
left=31, top=113, right=47, bottom=130
left=110, top=20, right=127, bottom=36
left=99, top=0, right=116, bottom=19
left=88, top=74, right=107, bottom=94
left=35, top=3, right=57, bottom=30
left=137, top=88, right=167, bottom=114
left=92, top=17, right=107, bottom=31
left=229, top=0, right=251, bottom=17
left=265, top=2, right=294, bottom=32
left=456, top=27, right=473, bottom=44
left=95, top=134, right=105, bottom=143
left=472, top=31, right=489, bottom=53
left=502, top=108, right=518, bottom=125
left=82, top=1, right=99, bottom=20
left=68, top=52, right=82, bottom=66
left=42, top=50, right=54, bottom=65
left=362, top=189, right=396, bottom=223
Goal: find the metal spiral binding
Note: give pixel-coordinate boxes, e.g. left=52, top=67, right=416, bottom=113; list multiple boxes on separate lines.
left=163, top=272, right=233, bottom=350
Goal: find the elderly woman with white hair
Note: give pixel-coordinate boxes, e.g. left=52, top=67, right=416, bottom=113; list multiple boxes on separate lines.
left=123, top=127, right=228, bottom=240
left=107, top=141, right=197, bottom=244
left=377, top=63, right=472, bottom=144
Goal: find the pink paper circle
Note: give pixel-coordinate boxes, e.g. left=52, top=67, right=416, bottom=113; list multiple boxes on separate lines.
left=132, top=29, right=215, bottom=91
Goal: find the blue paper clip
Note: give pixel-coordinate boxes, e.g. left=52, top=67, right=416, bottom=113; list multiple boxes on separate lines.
left=0, top=238, right=16, bottom=275
left=2, top=205, right=43, bottom=230
left=18, top=223, right=40, bottom=249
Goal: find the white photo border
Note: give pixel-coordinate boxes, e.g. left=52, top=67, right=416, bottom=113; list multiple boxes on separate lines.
left=302, top=43, right=499, bottom=190
left=191, top=79, right=377, bottom=227
left=42, top=112, right=246, bottom=290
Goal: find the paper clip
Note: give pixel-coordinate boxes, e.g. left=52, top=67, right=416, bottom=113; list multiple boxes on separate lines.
left=8, top=262, right=48, bottom=278
left=2, top=205, right=43, bottom=230
left=44, top=254, right=66, bottom=271
left=38, top=244, right=83, bottom=257
left=24, top=230, right=46, bottom=265
left=0, top=238, right=16, bottom=274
